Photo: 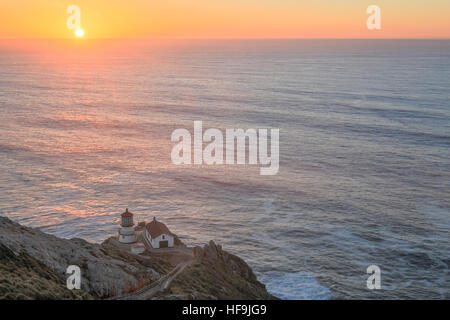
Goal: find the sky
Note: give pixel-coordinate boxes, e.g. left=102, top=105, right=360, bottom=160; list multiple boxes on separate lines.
left=1, top=0, right=449, bottom=39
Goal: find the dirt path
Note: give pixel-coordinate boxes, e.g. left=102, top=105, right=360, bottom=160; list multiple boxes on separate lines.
left=111, top=259, right=196, bottom=300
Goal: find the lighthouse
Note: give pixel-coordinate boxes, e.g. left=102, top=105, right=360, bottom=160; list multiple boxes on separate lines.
left=118, top=208, right=137, bottom=244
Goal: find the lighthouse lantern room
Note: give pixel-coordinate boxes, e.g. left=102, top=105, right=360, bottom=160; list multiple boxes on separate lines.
left=118, top=208, right=137, bottom=244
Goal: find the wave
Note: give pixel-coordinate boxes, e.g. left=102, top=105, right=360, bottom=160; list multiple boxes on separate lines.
left=258, top=271, right=332, bottom=300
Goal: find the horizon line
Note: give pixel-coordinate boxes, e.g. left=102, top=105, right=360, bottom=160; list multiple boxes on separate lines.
left=1, top=37, right=450, bottom=41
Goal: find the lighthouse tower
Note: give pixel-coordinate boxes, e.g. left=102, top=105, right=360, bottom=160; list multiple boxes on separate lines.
left=118, top=208, right=137, bottom=244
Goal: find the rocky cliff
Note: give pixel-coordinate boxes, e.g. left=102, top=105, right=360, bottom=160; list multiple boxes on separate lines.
left=159, top=241, right=275, bottom=299
left=0, top=216, right=276, bottom=300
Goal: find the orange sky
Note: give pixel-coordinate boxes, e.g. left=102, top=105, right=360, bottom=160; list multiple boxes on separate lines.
left=1, top=0, right=450, bottom=39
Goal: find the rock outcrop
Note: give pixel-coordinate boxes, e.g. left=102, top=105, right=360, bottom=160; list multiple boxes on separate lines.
left=0, top=216, right=276, bottom=300
left=0, top=216, right=170, bottom=298
left=0, top=242, right=92, bottom=300
left=163, top=241, right=276, bottom=300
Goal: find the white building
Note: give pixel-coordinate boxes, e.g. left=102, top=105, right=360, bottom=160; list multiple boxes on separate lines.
left=118, top=208, right=137, bottom=244
left=145, top=217, right=174, bottom=248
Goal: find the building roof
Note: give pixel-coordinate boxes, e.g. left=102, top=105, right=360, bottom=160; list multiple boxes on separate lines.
left=146, top=217, right=174, bottom=238
left=121, top=208, right=133, bottom=218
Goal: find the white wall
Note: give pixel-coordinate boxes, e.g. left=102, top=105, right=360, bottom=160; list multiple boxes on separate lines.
left=118, top=226, right=136, bottom=243
left=119, top=226, right=135, bottom=235
left=145, top=230, right=174, bottom=248
left=119, top=234, right=136, bottom=243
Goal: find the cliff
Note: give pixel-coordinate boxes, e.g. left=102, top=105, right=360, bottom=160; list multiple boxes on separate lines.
left=158, top=241, right=275, bottom=299
left=0, top=216, right=276, bottom=300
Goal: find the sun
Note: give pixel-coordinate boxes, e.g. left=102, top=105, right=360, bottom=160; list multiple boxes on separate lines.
left=75, top=29, right=85, bottom=37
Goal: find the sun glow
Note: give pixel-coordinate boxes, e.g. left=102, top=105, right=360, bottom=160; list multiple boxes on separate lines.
left=75, top=29, right=84, bottom=37
left=1, top=1, right=450, bottom=39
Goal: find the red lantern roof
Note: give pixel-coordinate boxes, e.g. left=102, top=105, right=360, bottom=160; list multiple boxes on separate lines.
left=121, top=208, right=133, bottom=218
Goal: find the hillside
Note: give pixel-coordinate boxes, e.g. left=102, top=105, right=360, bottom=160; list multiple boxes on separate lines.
left=0, top=216, right=276, bottom=300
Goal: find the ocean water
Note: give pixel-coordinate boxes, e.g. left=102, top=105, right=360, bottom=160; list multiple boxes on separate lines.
left=0, top=39, right=449, bottom=299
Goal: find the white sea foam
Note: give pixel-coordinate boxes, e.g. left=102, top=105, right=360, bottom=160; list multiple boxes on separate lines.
left=259, top=271, right=332, bottom=300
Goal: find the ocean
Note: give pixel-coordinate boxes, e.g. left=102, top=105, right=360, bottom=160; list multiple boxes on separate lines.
left=0, top=39, right=449, bottom=299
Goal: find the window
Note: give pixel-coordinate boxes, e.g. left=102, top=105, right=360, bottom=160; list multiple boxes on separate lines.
left=162, top=235, right=165, bottom=240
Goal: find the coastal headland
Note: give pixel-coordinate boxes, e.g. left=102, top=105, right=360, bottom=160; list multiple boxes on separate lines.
left=0, top=216, right=276, bottom=300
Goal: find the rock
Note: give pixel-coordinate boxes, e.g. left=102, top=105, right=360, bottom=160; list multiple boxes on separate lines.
left=0, top=216, right=277, bottom=300
left=162, top=240, right=277, bottom=300
left=0, top=242, right=91, bottom=299
left=0, top=216, right=169, bottom=298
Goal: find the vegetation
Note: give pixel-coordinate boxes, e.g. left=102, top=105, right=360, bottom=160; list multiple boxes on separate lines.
left=0, top=243, right=92, bottom=300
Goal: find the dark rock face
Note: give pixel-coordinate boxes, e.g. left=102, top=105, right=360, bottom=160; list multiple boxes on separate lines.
left=197, top=241, right=258, bottom=282
left=165, top=241, right=277, bottom=300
